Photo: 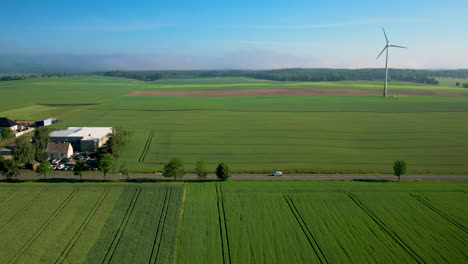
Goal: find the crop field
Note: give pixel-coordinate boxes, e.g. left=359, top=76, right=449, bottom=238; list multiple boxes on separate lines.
left=1, top=76, right=468, bottom=173
left=0, top=181, right=466, bottom=264
left=0, top=184, right=183, bottom=264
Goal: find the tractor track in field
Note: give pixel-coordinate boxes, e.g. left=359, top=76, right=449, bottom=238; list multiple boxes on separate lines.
left=139, top=129, right=155, bottom=163
left=216, top=184, right=232, bottom=264
left=54, top=189, right=110, bottom=264
left=284, top=195, right=329, bottom=264
left=148, top=187, right=172, bottom=264
left=173, top=187, right=186, bottom=264
left=0, top=188, right=48, bottom=232
left=0, top=188, right=18, bottom=203
left=7, top=189, right=79, bottom=264
left=410, top=193, right=467, bottom=234
left=347, top=193, right=425, bottom=264
left=101, top=187, right=142, bottom=264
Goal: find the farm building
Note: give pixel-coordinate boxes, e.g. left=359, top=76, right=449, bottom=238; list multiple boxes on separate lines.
left=35, top=118, right=58, bottom=127
left=46, top=142, right=74, bottom=159
left=0, top=117, right=18, bottom=132
left=49, top=127, right=112, bottom=152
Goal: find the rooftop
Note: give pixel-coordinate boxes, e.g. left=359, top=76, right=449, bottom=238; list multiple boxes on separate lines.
left=49, top=127, right=112, bottom=140
left=0, top=117, right=17, bottom=128
left=46, top=142, right=73, bottom=153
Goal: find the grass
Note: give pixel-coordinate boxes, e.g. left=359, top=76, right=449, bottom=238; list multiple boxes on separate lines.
left=0, top=181, right=466, bottom=263
left=1, top=76, right=468, bottom=173
left=60, top=95, right=468, bottom=173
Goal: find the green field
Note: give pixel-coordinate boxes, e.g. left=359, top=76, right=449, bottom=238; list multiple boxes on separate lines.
left=0, top=181, right=466, bottom=263
left=1, top=76, right=468, bottom=173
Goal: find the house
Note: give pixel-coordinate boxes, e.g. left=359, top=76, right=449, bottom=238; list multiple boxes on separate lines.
left=46, top=142, right=74, bottom=159
left=35, top=118, right=58, bottom=127
left=0, top=117, right=18, bottom=132
left=49, top=127, right=112, bottom=152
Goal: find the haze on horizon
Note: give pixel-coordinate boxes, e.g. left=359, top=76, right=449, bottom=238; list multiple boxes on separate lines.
left=1, top=0, right=467, bottom=72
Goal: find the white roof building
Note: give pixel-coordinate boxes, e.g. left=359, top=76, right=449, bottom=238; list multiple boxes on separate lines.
left=49, top=127, right=112, bottom=152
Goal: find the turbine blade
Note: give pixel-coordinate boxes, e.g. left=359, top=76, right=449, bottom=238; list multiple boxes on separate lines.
left=382, top=27, right=389, bottom=43
left=376, top=46, right=387, bottom=60
left=389, top=44, right=407, bottom=48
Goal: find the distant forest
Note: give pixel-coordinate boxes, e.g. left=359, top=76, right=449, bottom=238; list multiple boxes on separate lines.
left=96, top=69, right=468, bottom=84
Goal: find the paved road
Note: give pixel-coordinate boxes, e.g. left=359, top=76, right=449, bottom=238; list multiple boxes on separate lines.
left=14, top=173, right=468, bottom=180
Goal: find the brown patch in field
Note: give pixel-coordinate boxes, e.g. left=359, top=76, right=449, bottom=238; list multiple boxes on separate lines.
left=125, top=88, right=468, bottom=98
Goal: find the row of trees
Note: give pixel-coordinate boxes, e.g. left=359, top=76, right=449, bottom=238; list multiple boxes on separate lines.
left=0, top=73, right=70, bottom=82
left=163, top=158, right=231, bottom=181
left=455, top=82, right=468, bottom=88
left=97, top=69, right=441, bottom=84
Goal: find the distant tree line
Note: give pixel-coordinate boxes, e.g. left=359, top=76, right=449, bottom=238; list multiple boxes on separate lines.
left=0, top=73, right=69, bottom=81
left=96, top=68, right=444, bottom=84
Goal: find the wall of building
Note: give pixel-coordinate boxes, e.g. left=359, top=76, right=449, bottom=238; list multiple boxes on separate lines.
left=81, top=139, right=99, bottom=152
left=49, top=137, right=82, bottom=152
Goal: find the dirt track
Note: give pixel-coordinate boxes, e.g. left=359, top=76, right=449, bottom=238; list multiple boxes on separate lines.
left=125, top=88, right=468, bottom=98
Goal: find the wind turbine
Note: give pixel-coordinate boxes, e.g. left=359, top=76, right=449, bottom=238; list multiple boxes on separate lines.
left=376, top=28, right=407, bottom=97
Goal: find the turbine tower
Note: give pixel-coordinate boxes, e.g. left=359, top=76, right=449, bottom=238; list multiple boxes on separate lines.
left=376, top=28, right=407, bottom=97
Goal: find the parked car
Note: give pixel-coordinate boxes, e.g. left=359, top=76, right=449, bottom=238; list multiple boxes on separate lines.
left=271, top=171, right=283, bottom=176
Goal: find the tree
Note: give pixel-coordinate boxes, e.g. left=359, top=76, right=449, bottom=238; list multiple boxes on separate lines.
left=463, top=83, right=468, bottom=88
left=162, top=158, right=185, bottom=180
left=36, top=162, right=51, bottom=180
left=0, top=159, right=20, bottom=181
left=32, top=127, right=49, bottom=162
left=13, top=136, right=34, bottom=165
left=107, top=127, right=129, bottom=158
left=215, top=163, right=231, bottom=181
left=393, top=160, right=407, bottom=182
left=74, top=160, right=87, bottom=180
left=119, top=164, right=130, bottom=180
left=97, top=153, right=114, bottom=178
left=195, top=160, right=208, bottom=178
left=456, top=82, right=460, bottom=87
left=1, top=128, right=14, bottom=140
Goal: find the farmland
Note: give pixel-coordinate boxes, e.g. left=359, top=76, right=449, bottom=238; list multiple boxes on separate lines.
left=0, top=181, right=466, bottom=263
left=1, top=76, right=468, bottom=173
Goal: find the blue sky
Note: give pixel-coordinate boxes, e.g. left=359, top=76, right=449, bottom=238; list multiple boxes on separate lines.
left=1, top=0, right=467, bottom=70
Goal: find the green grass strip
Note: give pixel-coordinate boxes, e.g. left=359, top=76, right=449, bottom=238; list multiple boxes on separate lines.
left=101, top=187, right=142, bottom=264
left=215, top=184, right=232, bottom=264
left=7, top=189, right=79, bottom=264
left=0, top=188, right=48, bottom=232
left=284, top=195, right=329, bottom=264
left=347, top=193, right=425, bottom=264
left=410, top=193, right=467, bottom=234
left=148, top=187, right=171, bottom=264
left=54, top=188, right=110, bottom=264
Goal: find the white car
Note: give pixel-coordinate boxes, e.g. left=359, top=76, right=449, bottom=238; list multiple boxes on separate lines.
left=271, top=171, right=283, bottom=176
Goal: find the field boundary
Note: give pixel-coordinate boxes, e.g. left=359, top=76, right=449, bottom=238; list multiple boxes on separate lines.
left=0, top=188, right=48, bottom=232
left=410, top=193, right=467, bottom=233
left=7, top=188, right=79, bottom=264
left=148, top=187, right=172, bottom=264
left=347, top=193, right=425, bottom=264
left=54, top=188, right=110, bottom=264
left=284, top=195, right=328, bottom=264
left=139, top=129, right=155, bottom=163
left=216, top=184, right=232, bottom=264
left=101, top=187, right=142, bottom=264
left=125, top=88, right=468, bottom=98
